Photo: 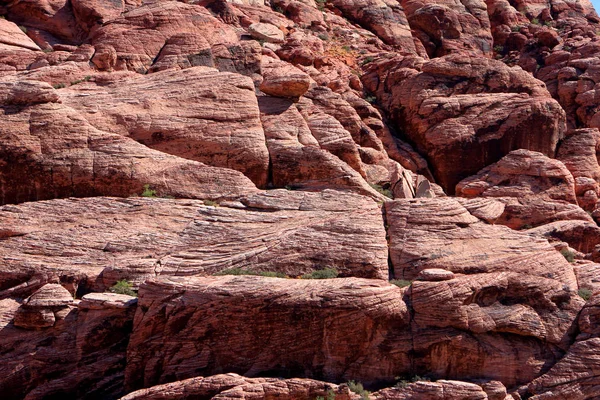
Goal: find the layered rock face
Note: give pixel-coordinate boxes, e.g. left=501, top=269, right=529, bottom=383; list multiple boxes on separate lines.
left=2, top=0, right=600, bottom=399
left=0, top=190, right=388, bottom=299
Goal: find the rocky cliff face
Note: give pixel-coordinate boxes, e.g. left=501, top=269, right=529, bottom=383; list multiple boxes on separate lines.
left=2, top=0, right=600, bottom=399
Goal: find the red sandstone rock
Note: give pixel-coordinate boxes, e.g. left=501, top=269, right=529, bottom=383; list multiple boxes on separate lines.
left=125, top=276, right=410, bottom=390
left=456, top=149, right=592, bottom=228
left=259, top=57, right=311, bottom=97
left=386, top=197, right=578, bottom=287
left=402, top=0, right=493, bottom=57
left=362, top=54, right=566, bottom=193
left=0, top=190, right=388, bottom=299
left=0, top=289, right=136, bottom=399
left=121, top=373, right=360, bottom=400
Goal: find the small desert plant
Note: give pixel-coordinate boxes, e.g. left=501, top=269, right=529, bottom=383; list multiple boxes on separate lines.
left=301, top=268, right=339, bottom=279
left=365, top=95, right=377, bottom=105
left=560, top=249, right=575, bottom=263
left=274, top=6, right=285, bottom=14
left=511, top=25, right=522, bottom=32
left=315, top=0, right=327, bottom=11
left=110, top=280, right=137, bottom=297
left=141, top=184, right=157, bottom=198
left=361, top=56, right=374, bottom=66
left=203, top=200, right=219, bottom=207
left=395, top=375, right=431, bottom=388
left=370, top=183, right=392, bottom=198
left=70, top=76, right=92, bottom=86
left=318, top=33, right=329, bottom=41
left=346, top=381, right=370, bottom=400
left=493, top=45, right=504, bottom=53
left=391, top=279, right=412, bottom=288
left=531, top=18, right=540, bottom=25
left=18, top=25, right=27, bottom=33
left=316, top=390, right=336, bottom=400
left=53, top=83, right=66, bottom=89
left=214, top=268, right=287, bottom=278
left=579, top=288, right=593, bottom=301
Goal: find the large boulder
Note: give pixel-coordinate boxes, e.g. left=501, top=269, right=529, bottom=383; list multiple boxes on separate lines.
left=362, top=54, right=567, bottom=193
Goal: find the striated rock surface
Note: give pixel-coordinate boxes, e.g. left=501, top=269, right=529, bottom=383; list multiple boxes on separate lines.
left=385, top=197, right=578, bottom=285
left=58, top=67, right=270, bottom=188
left=363, top=54, right=566, bottom=193
left=0, top=288, right=137, bottom=399
left=2, top=0, right=600, bottom=398
left=0, top=190, right=388, bottom=299
left=125, top=276, right=410, bottom=390
left=121, top=373, right=361, bottom=400
left=456, top=149, right=592, bottom=228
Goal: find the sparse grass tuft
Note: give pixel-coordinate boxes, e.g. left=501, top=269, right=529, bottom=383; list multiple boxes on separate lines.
left=370, top=183, right=392, bottom=198
left=53, top=83, right=66, bottom=89
left=141, top=184, right=157, bottom=198
left=214, top=268, right=288, bottom=278
left=203, top=200, right=219, bottom=207
left=346, top=381, right=370, bottom=400
left=560, top=249, right=575, bottom=263
left=579, top=288, right=593, bottom=301
left=301, top=268, right=339, bottom=279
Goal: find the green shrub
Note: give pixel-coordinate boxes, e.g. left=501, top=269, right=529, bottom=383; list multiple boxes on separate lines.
left=203, top=200, right=219, bottom=207
left=53, top=83, right=66, bottom=89
left=531, top=18, right=540, bottom=25
left=511, top=25, right=522, bottom=32
left=391, top=279, right=412, bottom=288
left=315, top=390, right=336, bottom=400
left=395, top=375, right=431, bottom=389
left=315, top=0, right=327, bottom=11
left=318, top=33, right=329, bottom=41
left=141, top=184, right=157, bottom=198
left=560, top=249, right=575, bottom=263
left=493, top=45, right=504, bottom=53
left=301, top=268, right=339, bottom=279
left=370, top=183, right=392, bottom=198
left=346, top=381, right=370, bottom=400
left=365, top=95, right=377, bottom=105
left=579, top=288, right=593, bottom=301
left=361, top=56, right=374, bottom=66
left=110, top=280, right=137, bottom=297
left=214, top=268, right=287, bottom=278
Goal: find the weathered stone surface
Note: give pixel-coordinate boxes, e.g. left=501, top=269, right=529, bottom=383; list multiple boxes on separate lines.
left=402, top=0, right=493, bottom=57
left=456, top=150, right=591, bottom=229
left=90, top=2, right=238, bottom=73
left=259, top=57, right=311, bottom=98
left=385, top=197, right=578, bottom=287
left=125, top=276, right=410, bottom=390
left=121, top=373, right=360, bottom=400
left=526, top=337, right=600, bottom=400
left=0, top=72, right=261, bottom=204
left=557, top=129, right=600, bottom=210
left=248, top=22, right=285, bottom=43
left=0, top=286, right=136, bottom=399
left=375, top=380, right=488, bottom=399
left=59, top=67, right=270, bottom=188
left=527, top=220, right=600, bottom=256
left=363, top=54, right=566, bottom=193
left=0, top=190, right=388, bottom=299
left=0, top=18, right=41, bottom=51
left=326, top=0, right=416, bottom=50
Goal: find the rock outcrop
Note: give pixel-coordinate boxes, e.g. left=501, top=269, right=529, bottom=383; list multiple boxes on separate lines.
left=2, top=0, right=600, bottom=398
left=362, top=54, right=566, bottom=193
left=125, top=276, right=410, bottom=390
left=0, top=190, right=388, bottom=299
